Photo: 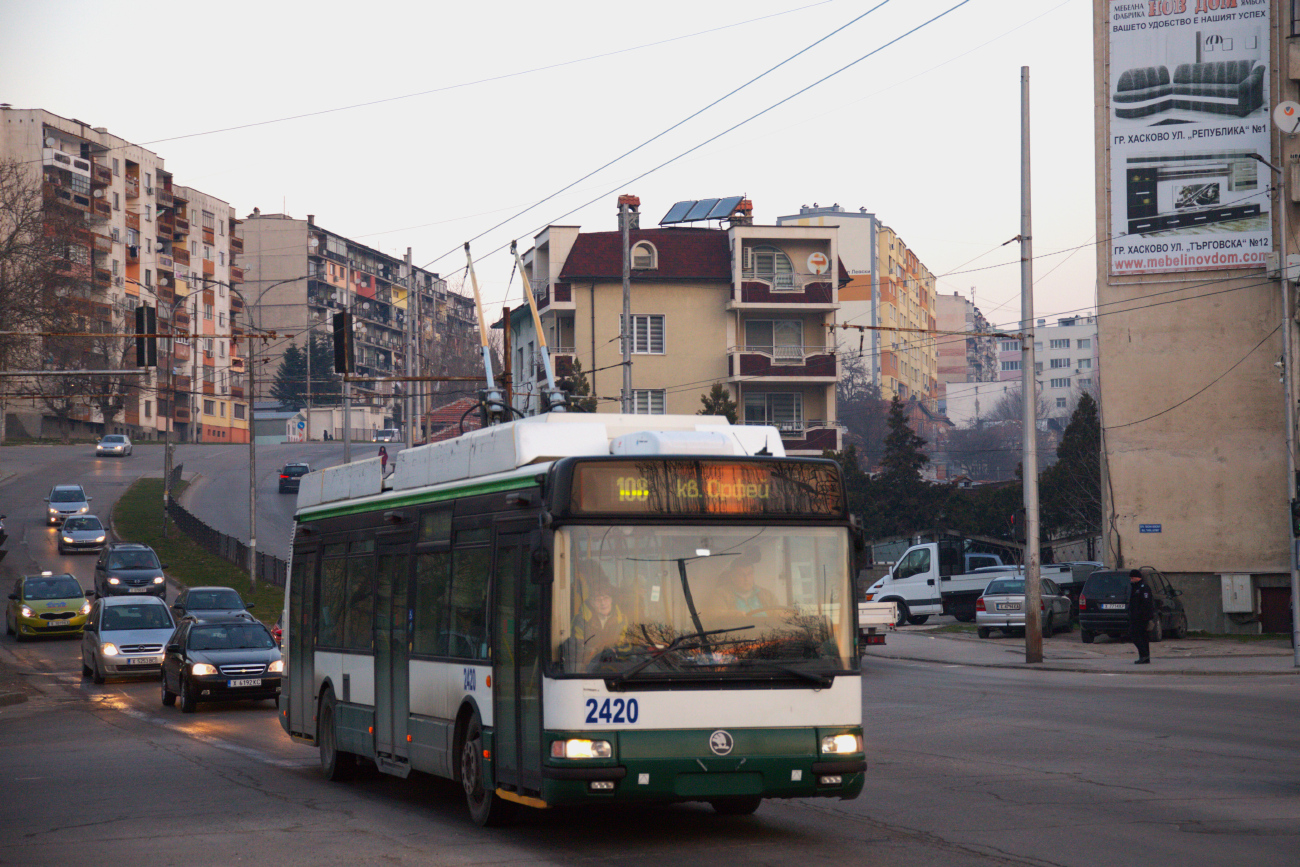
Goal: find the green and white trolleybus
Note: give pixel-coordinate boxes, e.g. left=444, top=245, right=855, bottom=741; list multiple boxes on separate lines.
left=280, top=413, right=865, bottom=824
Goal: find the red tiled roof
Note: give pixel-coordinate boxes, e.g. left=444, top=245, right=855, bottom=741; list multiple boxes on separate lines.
left=559, top=228, right=731, bottom=281
left=421, top=397, right=482, bottom=444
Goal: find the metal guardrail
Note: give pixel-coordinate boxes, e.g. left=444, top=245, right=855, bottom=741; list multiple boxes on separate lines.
left=165, top=492, right=288, bottom=588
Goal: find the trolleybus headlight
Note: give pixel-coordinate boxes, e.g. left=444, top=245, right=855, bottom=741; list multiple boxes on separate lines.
left=267, top=660, right=284, bottom=673
left=551, top=739, right=612, bottom=759
left=820, top=734, right=862, bottom=755
left=191, top=663, right=217, bottom=676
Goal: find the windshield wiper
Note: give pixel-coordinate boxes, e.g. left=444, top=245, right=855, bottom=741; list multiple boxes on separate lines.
left=609, top=626, right=752, bottom=689
left=738, top=660, right=832, bottom=687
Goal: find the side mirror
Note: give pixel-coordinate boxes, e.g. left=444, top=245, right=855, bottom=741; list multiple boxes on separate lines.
left=6, top=593, right=16, bottom=601
left=87, top=496, right=93, bottom=501
left=159, top=563, right=169, bottom=570
left=166, top=643, right=181, bottom=654
left=1171, top=588, right=1183, bottom=597
left=245, top=602, right=256, bottom=609
left=85, top=590, right=94, bottom=598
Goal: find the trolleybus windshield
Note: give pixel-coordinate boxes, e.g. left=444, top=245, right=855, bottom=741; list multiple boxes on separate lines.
left=553, top=524, right=854, bottom=678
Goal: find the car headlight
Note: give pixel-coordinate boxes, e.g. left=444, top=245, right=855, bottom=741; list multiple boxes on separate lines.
left=152, top=576, right=164, bottom=584
left=101, top=643, right=119, bottom=656
left=820, top=734, right=862, bottom=755
left=20, top=605, right=33, bottom=618
left=108, top=577, right=121, bottom=585
left=191, top=663, right=218, bottom=676
left=48, top=507, right=58, bottom=514
left=79, top=602, right=91, bottom=616
left=550, top=739, right=612, bottom=759
left=94, top=535, right=106, bottom=543
left=62, top=535, right=74, bottom=543
left=267, top=660, right=284, bottom=673
left=78, top=507, right=88, bottom=514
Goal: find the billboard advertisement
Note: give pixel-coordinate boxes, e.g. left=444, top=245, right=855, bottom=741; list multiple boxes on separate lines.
left=1107, top=0, right=1272, bottom=275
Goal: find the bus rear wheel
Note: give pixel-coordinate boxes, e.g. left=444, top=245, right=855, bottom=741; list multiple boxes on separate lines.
left=460, top=711, right=516, bottom=827
left=711, top=796, right=762, bottom=815
left=319, top=688, right=355, bottom=781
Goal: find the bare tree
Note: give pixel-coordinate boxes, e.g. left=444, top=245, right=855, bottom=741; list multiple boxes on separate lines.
left=836, top=348, right=890, bottom=470
left=988, top=385, right=1051, bottom=422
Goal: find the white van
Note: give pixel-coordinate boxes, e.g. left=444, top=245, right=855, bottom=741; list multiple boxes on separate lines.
left=373, top=428, right=400, bottom=443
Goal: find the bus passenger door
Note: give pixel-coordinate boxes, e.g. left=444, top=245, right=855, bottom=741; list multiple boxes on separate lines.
left=374, top=543, right=411, bottom=775
left=492, top=528, right=543, bottom=795
left=288, top=547, right=317, bottom=740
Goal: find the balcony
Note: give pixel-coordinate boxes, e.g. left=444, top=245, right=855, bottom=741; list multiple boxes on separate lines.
left=156, top=284, right=175, bottom=305
left=202, top=259, right=215, bottom=276
left=127, top=245, right=140, bottom=265
left=173, top=405, right=191, bottom=422
left=743, top=420, right=839, bottom=453
left=42, top=183, right=91, bottom=213
left=733, top=271, right=835, bottom=307
left=230, top=385, right=244, bottom=399
left=229, top=265, right=244, bottom=283
left=125, top=177, right=140, bottom=199
left=157, top=215, right=174, bottom=236
left=171, top=247, right=191, bottom=266
left=157, top=253, right=174, bottom=272
left=93, top=267, right=112, bottom=288
left=90, top=199, right=112, bottom=221
left=156, top=187, right=174, bottom=207
left=202, top=227, right=214, bottom=245
left=126, top=211, right=140, bottom=231
left=230, top=357, right=245, bottom=373
left=93, top=233, right=114, bottom=254
left=229, top=295, right=244, bottom=312
left=726, top=346, right=837, bottom=380
left=229, top=235, right=244, bottom=253
left=173, top=214, right=190, bottom=234
left=174, top=309, right=191, bottom=328
left=91, top=163, right=112, bottom=186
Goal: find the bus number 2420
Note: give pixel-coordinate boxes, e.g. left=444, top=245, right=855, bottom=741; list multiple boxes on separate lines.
left=585, top=697, right=639, bottom=724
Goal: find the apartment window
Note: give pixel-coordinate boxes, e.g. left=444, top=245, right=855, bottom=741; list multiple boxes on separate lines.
left=1000, top=340, right=1020, bottom=352
left=190, top=240, right=198, bottom=256
left=145, top=239, right=152, bottom=254
left=1078, top=338, right=1091, bottom=349
left=205, top=338, right=213, bottom=353
left=751, top=246, right=795, bottom=289
left=1050, top=338, right=1069, bottom=349
left=112, top=192, right=120, bottom=211
left=219, top=283, right=225, bottom=297
left=1001, top=360, right=1021, bottom=372
left=744, top=392, right=803, bottom=431
left=71, top=173, right=90, bottom=196
left=233, top=404, right=245, bottom=420
left=1056, top=398, right=1068, bottom=409
left=1050, top=378, right=1070, bottom=388
left=203, top=399, right=215, bottom=415
left=1034, top=362, right=1043, bottom=373
left=204, top=304, right=213, bottom=321
left=1079, top=378, right=1093, bottom=387
left=745, top=319, right=803, bottom=360
left=627, top=314, right=665, bottom=354
left=143, top=400, right=152, bottom=418
left=1077, top=358, right=1092, bottom=369
left=111, top=227, right=120, bottom=242
left=1050, top=358, right=1070, bottom=369
left=219, top=341, right=225, bottom=358
left=112, top=158, right=120, bottom=176
left=203, top=246, right=212, bottom=261
left=219, top=402, right=225, bottom=417
left=1033, top=341, right=1043, bottom=351
left=144, top=269, right=152, bottom=287
left=202, top=210, right=215, bottom=230
left=112, top=260, right=120, bottom=276
left=218, top=312, right=226, bottom=327
left=144, top=205, right=151, bottom=222
left=631, top=389, right=665, bottom=415
left=632, top=242, right=657, bottom=269
left=516, top=346, right=525, bottom=379
left=219, top=251, right=225, bottom=266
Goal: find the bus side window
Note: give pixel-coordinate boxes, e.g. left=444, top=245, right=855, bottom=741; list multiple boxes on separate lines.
left=450, top=548, right=491, bottom=661
left=413, top=551, right=451, bottom=655
left=318, top=556, right=347, bottom=647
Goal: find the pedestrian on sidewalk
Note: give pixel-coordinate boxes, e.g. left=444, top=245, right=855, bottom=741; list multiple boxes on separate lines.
left=378, top=445, right=389, bottom=475
left=1129, top=568, right=1154, bottom=664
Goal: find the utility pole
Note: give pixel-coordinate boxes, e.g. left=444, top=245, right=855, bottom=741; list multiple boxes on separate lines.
left=620, top=196, right=632, bottom=413
left=1020, top=66, right=1043, bottom=664
left=404, top=248, right=414, bottom=449
left=305, top=329, right=312, bottom=443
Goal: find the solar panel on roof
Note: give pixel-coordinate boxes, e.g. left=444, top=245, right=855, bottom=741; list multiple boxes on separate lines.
left=684, top=198, right=721, bottom=221
left=660, top=201, right=696, bottom=225
left=706, top=196, right=745, bottom=219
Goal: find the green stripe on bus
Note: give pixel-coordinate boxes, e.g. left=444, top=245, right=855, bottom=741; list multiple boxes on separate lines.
left=296, top=475, right=540, bottom=522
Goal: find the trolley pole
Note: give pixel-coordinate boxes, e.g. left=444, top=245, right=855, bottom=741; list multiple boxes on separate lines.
left=620, top=197, right=632, bottom=413
left=1020, top=66, right=1042, bottom=664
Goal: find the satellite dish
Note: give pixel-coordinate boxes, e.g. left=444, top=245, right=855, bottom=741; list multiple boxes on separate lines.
left=92, top=189, right=104, bottom=198
left=45, top=136, right=56, bottom=148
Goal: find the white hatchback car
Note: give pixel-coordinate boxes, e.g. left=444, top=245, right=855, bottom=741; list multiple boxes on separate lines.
left=96, top=434, right=133, bottom=457
left=81, top=595, right=176, bottom=684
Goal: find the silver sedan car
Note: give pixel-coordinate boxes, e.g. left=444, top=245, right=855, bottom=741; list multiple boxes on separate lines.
left=976, top=576, right=1073, bottom=639
left=59, top=515, right=107, bottom=554
left=81, top=595, right=176, bottom=684
left=96, top=434, right=133, bottom=457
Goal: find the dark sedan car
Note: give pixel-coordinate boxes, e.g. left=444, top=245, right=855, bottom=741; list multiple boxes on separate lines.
left=94, top=542, right=167, bottom=598
left=161, top=615, right=283, bottom=713
left=170, top=586, right=254, bottom=621
left=1079, top=567, right=1188, bottom=643
left=279, top=463, right=310, bottom=494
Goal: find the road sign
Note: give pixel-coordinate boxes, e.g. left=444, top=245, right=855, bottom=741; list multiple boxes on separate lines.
left=1139, top=524, right=1162, bottom=534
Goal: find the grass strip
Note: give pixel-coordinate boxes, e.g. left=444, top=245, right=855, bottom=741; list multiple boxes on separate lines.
left=111, top=478, right=283, bottom=623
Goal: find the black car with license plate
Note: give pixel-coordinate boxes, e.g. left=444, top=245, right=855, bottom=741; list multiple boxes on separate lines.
left=94, top=542, right=168, bottom=597
left=279, top=462, right=310, bottom=493
left=1078, top=567, right=1188, bottom=643
left=161, top=615, right=283, bottom=713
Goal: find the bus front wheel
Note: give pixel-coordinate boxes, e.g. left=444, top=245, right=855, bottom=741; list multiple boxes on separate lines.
left=711, top=796, right=762, bottom=816
left=460, top=711, right=516, bottom=827
left=319, top=688, right=355, bottom=782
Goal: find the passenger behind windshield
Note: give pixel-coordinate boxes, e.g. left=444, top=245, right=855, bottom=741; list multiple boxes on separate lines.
left=189, top=624, right=275, bottom=650
left=103, top=604, right=174, bottom=631
left=571, top=576, right=631, bottom=664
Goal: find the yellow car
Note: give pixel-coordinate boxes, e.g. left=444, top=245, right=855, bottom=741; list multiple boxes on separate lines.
left=6, top=572, right=91, bottom=641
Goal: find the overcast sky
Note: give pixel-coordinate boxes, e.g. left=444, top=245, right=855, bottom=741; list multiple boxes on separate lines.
left=2, top=0, right=1094, bottom=331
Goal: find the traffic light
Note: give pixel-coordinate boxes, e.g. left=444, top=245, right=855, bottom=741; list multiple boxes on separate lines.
left=1011, top=508, right=1027, bottom=543
left=332, top=311, right=354, bottom=374
left=134, top=304, right=157, bottom=368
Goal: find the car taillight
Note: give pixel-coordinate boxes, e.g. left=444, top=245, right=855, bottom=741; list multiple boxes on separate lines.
left=280, top=474, right=288, bottom=480
left=975, top=597, right=985, bottom=611
left=1078, top=594, right=1086, bottom=611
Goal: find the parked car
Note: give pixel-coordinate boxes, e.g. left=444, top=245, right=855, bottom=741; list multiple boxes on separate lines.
left=1078, top=567, right=1188, bottom=644
left=161, top=615, right=283, bottom=713
left=95, top=434, right=133, bottom=457
left=45, top=484, right=92, bottom=526
left=271, top=612, right=283, bottom=648
left=81, top=595, right=176, bottom=684
left=975, top=576, right=1074, bottom=638
left=58, top=515, right=108, bottom=554
left=6, top=572, right=92, bottom=641
left=94, top=542, right=168, bottom=598
left=171, top=586, right=255, bottom=621
left=278, top=462, right=310, bottom=494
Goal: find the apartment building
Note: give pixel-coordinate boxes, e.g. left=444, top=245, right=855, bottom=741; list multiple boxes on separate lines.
left=776, top=204, right=938, bottom=406
left=0, top=107, right=246, bottom=443
left=240, top=212, right=475, bottom=437
left=512, top=195, right=844, bottom=455
left=996, top=315, right=1098, bottom=422
left=935, top=290, right=1000, bottom=424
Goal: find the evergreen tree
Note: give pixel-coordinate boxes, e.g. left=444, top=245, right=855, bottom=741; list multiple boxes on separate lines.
left=1040, top=392, right=1101, bottom=538
left=697, top=382, right=738, bottom=424
left=557, top=356, right=597, bottom=412
left=270, top=335, right=341, bottom=408
left=873, top=396, right=934, bottom=537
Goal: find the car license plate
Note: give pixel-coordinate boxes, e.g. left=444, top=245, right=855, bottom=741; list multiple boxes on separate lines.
left=128, top=656, right=162, bottom=665
left=995, top=603, right=1019, bottom=611
left=1102, top=603, right=1126, bottom=610
left=49, top=619, right=70, bottom=627
left=228, top=678, right=262, bottom=688
left=128, top=587, right=147, bottom=593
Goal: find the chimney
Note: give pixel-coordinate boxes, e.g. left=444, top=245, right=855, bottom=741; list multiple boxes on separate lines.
left=617, top=194, right=640, bottom=231
left=307, top=214, right=315, bottom=226
left=729, top=198, right=754, bottom=227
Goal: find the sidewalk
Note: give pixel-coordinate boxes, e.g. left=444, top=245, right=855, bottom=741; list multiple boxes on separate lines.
left=865, top=625, right=1300, bottom=676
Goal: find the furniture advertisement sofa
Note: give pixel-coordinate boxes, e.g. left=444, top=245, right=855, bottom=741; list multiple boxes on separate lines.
left=1114, top=60, right=1265, bottom=119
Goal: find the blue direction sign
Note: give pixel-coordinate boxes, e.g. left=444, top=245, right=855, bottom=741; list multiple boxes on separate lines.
left=1139, top=524, right=1162, bottom=534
